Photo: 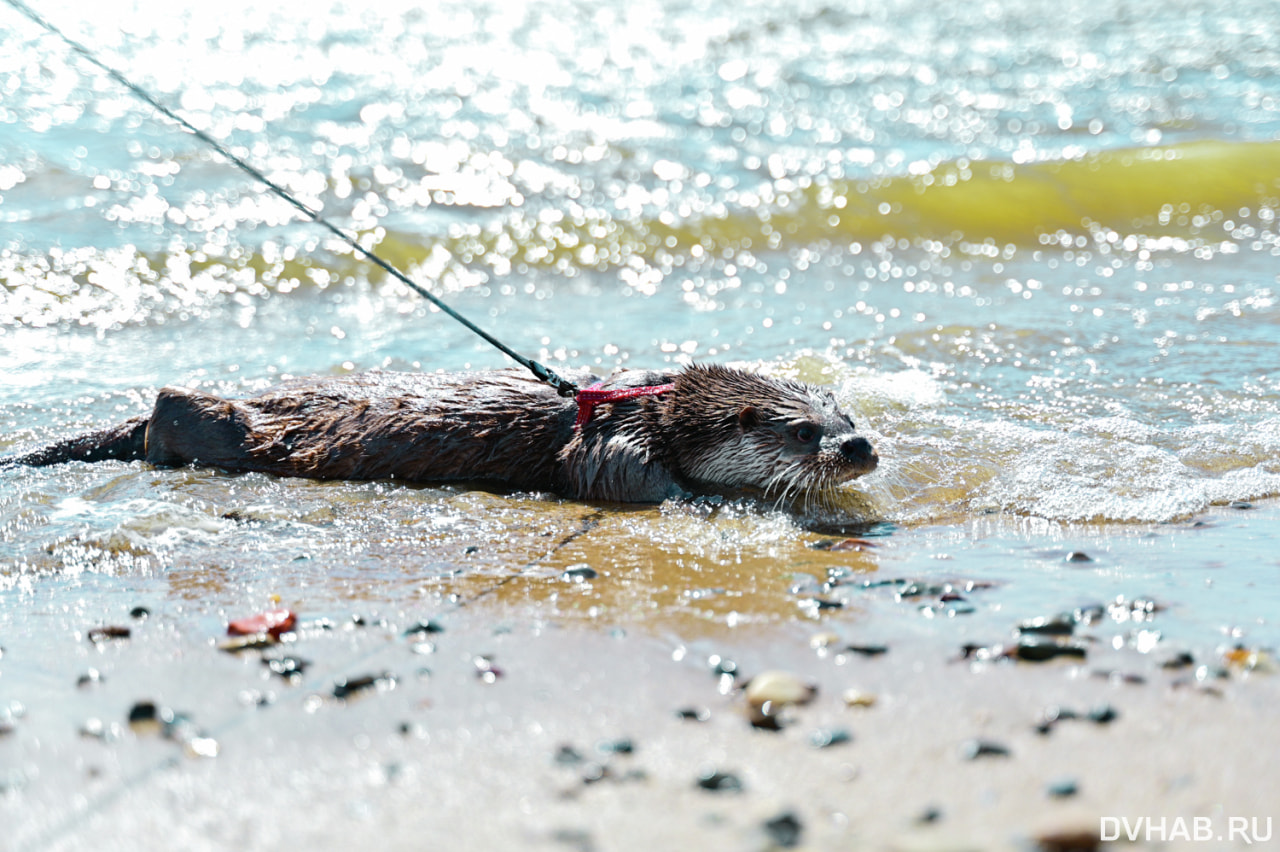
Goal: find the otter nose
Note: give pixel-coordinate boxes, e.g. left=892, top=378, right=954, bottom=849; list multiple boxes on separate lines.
left=840, top=436, right=878, bottom=469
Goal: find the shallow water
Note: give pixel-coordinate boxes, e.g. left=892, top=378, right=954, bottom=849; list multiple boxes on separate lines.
left=2, top=0, right=1279, bottom=656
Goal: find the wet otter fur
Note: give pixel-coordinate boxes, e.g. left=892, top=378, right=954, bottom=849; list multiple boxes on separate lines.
left=6, top=364, right=878, bottom=503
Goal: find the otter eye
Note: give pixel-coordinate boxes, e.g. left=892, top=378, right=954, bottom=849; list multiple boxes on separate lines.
left=792, top=424, right=819, bottom=444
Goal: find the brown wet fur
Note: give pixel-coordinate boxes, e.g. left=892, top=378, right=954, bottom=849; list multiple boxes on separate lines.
left=8, top=365, right=878, bottom=503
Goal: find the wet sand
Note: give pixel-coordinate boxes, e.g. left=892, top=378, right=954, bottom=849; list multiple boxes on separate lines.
left=3, top=499, right=1278, bottom=852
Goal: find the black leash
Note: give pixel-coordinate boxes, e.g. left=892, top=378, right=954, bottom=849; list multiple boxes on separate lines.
left=5, top=0, right=579, bottom=398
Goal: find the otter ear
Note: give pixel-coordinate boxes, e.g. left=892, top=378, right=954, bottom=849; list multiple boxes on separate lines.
left=737, top=405, right=761, bottom=430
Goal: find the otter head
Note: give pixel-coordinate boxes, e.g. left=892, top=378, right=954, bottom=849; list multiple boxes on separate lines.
left=662, top=365, right=878, bottom=500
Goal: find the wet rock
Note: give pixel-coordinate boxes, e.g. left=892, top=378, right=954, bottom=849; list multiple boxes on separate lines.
left=554, top=744, right=585, bottom=766
left=799, top=597, right=845, bottom=613
left=1090, top=669, right=1146, bottom=685
left=915, top=805, right=944, bottom=824
left=87, top=625, right=131, bottom=643
left=675, top=706, right=711, bottom=722
left=1032, top=827, right=1099, bottom=852
left=0, top=721, right=13, bottom=738
left=1046, top=777, right=1079, bottom=798
left=1013, top=638, right=1089, bottom=662
left=1065, top=551, right=1094, bottom=563
left=745, top=670, right=817, bottom=727
left=762, top=811, right=804, bottom=848
left=961, top=739, right=1010, bottom=760
left=473, top=656, right=503, bottom=683
left=841, top=688, right=878, bottom=708
left=695, top=768, right=744, bottom=793
left=596, top=738, right=635, bottom=755
left=844, top=643, right=889, bottom=657
left=76, top=668, right=104, bottom=688
left=129, top=606, right=150, bottom=619
left=332, top=672, right=397, bottom=701
left=127, top=701, right=160, bottom=730
left=402, top=619, right=445, bottom=637
left=810, top=727, right=852, bottom=748
left=561, top=565, right=598, bottom=582
left=1230, top=500, right=1253, bottom=510
left=1086, top=704, right=1118, bottom=724
left=263, top=655, right=310, bottom=682
left=1160, top=651, right=1196, bottom=669
left=227, top=608, right=296, bottom=638
left=218, top=633, right=277, bottom=653
left=1017, top=614, right=1076, bottom=636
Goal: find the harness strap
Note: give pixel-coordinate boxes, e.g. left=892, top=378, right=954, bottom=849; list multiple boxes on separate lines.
left=574, top=382, right=675, bottom=430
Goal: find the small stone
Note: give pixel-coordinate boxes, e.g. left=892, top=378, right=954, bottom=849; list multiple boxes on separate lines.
left=129, top=606, right=150, bottom=619
left=1065, top=551, right=1094, bottom=563
left=1160, top=651, right=1196, bottom=669
left=695, top=769, right=744, bottom=793
left=403, top=619, right=445, bottom=637
left=554, top=744, right=585, bottom=766
left=841, top=688, right=878, bottom=708
left=1033, top=827, right=1100, bottom=852
left=227, top=609, right=296, bottom=638
left=675, top=706, right=710, bottom=722
left=595, top=738, right=634, bottom=755
left=218, top=633, right=277, bottom=653
left=76, top=669, right=104, bottom=688
left=87, top=626, right=131, bottom=643
left=1086, top=704, right=1118, bottom=724
left=1229, top=500, right=1253, bottom=510
left=810, top=727, right=852, bottom=749
left=744, top=671, right=817, bottom=709
left=1046, top=777, right=1079, bottom=798
left=1017, top=615, right=1076, bottom=636
left=961, top=739, right=1010, bottom=760
left=762, top=812, right=804, bottom=848
left=332, top=672, right=396, bottom=700
left=843, top=643, right=889, bottom=657
left=263, top=656, right=310, bottom=681
left=561, top=565, right=598, bottom=582
left=1013, top=638, right=1088, bottom=662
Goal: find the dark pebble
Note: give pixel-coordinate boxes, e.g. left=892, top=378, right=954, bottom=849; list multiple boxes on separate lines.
left=962, top=739, right=1011, bottom=760
left=1160, top=651, right=1196, bottom=669
left=916, top=805, right=944, bottom=824
left=76, top=669, right=104, bottom=689
left=0, top=722, right=14, bottom=738
left=675, top=706, right=710, bottom=722
left=1034, top=828, right=1100, bottom=852
left=803, top=597, right=845, bottom=610
left=580, top=763, right=610, bottom=785
left=1087, top=704, right=1119, bottom=724
left=1230, top=500, right=1253, bottom=510
left=695, top=769, right=744, bottom=793
left=127, top=701, right=160, bottom=725
left=561, top=566, right=599, bottom=582
left=263, top=656, right=310, bottom=681
left=1065, top=551, right=1094, bottom=563
left=844, top=643, right=889, bottom=657
left=596, top=738, right=634, bottom=755
left=762, top=812, right=804, bottom=848
left=1017, top=614, right=1076, bottom=636
left=554, top=745, right=585, bottom=766
left=1046, top=777, right=1080, bottom=798
left=87, top=626, right=131, bottom=643
left=809, top=728, right=852, bottom=749
left=1014, top=638, right=1088, bottom=662
left=402, top=619, right=445, bottom=637
left=709, top=656, right=737, bottom=678
left=332, top=672, right=396, bottom=700
left=129, top=606, right=150, bottom=619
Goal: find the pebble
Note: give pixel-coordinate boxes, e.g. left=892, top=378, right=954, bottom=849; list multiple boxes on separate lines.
left=810, top=727, right=852, bottom=748
left=1065, top=551, right=1094, bottom=563
left=844, top=643, right=889, bottom=657
left=263, top=655, right=310, bottom=682
left=675, top=706, right=711, bottom=722
left=1086, top=704, right=1119, bottom=724
left=841, top=689, right=878, bottom=708
left=332, top=672, right=396, bottom=700
left=745, top=671, right=817, bottom=707
left=695, top=769, right=744, bottom=793
left=561, top=565, right=598, bottom=582
left=1045, top=777, right=1079, bottom=798
left=1032, top=828, right=1100, bottom=852
left=1013, top=638, right=1089, bottom=662
left=762, top=812, right=804, bottom=848
left=961, top=739, right=1011, bottom=760
left=87, top=625, right=131, bottom=643
left=76, top=668, right=104, bottom=689
left=403, top=619, right=445, bottom=637
left=226, top=608, right=296, bottom=638
left=129, top=606, right=150, bottom=619
left=1017, top=614, right=1076, bottom=636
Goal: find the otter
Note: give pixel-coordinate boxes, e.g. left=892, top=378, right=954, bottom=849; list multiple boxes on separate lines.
left=5, top=364, right=878, bottom=503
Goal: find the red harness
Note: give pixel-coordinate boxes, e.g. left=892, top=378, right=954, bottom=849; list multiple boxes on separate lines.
left=573, top=381, right=674, bottom=430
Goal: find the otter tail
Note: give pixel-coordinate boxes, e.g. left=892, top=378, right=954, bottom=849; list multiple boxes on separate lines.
left=3, top=416, right=149, bottom=468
